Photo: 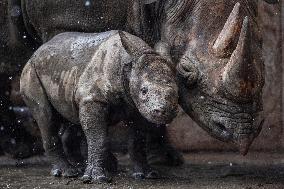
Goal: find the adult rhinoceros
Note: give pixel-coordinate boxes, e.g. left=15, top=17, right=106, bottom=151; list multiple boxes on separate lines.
left=0, top=0, right=278, bottom=158
left=154, top=0, right=278, bottom=155
left=0, top=0, right=182, bottom=163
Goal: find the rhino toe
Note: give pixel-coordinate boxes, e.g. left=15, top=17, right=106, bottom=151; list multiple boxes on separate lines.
left=51, top=168, right=62, bottom=177
left=51, top=162, right=81, bottom=178
left=81, top=174, right=92, bottom=183
left=62, top=167, right=81, bottom=178
left=145, top=169, right=159, bottom=179
left=132, top=172, right=145, bottom=180
left=82, top=165, right=111, bottom=183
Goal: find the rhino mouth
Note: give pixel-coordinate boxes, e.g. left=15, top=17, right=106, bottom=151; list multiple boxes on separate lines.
left=145, top=106, right=178, bottom=125
left=211, top=110, right=263, bottom=155
left=212, top=120, right=263, bottom=156
left=186, top=92, right=263, bottom=155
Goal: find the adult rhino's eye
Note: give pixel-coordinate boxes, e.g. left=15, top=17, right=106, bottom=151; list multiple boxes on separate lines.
left=141, top=87, right=148, bottom=95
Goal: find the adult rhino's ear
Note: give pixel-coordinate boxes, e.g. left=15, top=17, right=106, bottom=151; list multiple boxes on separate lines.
left=263, top=0, right=279, bottom=4
left=177, top=57, right=199, bottom=87
left=119, top=31, right=153, bottom=59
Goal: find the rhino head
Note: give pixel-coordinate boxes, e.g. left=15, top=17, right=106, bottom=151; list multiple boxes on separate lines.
left=120, top=31, right=179, bottom=124
left=158, top=0, right=277, bottom=155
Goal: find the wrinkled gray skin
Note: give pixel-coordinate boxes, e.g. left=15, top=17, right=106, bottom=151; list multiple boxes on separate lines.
left=1, top=0, right=183, bottom=164
left=154, top=0, right=278, bottom=155
left=20, top=31, right=178, bottom=183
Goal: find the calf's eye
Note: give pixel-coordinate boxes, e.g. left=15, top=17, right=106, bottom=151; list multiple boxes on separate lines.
left=141, top=87, right=148, bottom=95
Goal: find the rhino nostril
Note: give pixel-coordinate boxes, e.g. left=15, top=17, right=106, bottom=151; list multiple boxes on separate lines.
left=212, top=122, right=232, bottom=142
left=216, top=123, right=227, bottom=132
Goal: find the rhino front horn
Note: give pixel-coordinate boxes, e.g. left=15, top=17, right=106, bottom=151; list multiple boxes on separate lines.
left=212, top=2, right=241, bottom=57
left=221, top=17, right=264, bottom=101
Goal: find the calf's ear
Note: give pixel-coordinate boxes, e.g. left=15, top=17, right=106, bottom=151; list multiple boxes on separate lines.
left=263, top=0, right=279, bottom=4
left=119, top=31, right=153, bottom=59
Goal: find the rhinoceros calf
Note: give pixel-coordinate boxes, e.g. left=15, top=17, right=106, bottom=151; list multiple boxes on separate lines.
left=20, top=30, right=178, bottom=182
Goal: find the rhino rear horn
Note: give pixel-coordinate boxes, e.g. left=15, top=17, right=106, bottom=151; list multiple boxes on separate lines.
left=212, top=2, right=242, bottom=57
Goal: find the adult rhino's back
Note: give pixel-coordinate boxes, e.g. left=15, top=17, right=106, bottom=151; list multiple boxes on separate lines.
left=23, top=0, right=134, bottom=42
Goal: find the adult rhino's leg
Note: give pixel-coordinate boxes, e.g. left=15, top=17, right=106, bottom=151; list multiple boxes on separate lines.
left=128, top=119, right=159, bottom=180
left=147, top=125, right=184, bottom=166
left=79, top=101, right=111, bottom=183
left=59, top=122, right=85, bottom=172
left=20, top=63, right=80, bottom=177
left=0, top=73, right=32, bottom=158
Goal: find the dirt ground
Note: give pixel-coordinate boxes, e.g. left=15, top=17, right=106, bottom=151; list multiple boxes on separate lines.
left=0, top=152, right=284, bottom=189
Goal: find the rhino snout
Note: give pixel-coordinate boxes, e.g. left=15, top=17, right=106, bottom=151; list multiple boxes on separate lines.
left=152, top=103, right=178, bottom=119
left=145, top=97, right=178, bottom=124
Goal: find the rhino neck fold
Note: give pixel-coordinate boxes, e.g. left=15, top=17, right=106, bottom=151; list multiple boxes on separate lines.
left=122, top=61, right=136, bottom=109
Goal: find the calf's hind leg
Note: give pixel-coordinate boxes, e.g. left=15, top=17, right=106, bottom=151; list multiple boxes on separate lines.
left=20, top=63, right=81, bottom=177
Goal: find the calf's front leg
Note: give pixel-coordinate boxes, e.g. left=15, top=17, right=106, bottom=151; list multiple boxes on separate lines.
left=79, top=100, right=111, bottom=183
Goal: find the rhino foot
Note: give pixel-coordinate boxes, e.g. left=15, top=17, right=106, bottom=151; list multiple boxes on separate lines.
left=51, top=163, right=82, bottom=178
left=132, top=172, right=145, bottom=180
left=132, top=167, right=159, bottom=180
left=51, top=168, right=62, bottom=177
left=145, top=169, right=159, bottom=179
left=82, top=165, right=111, bottom=183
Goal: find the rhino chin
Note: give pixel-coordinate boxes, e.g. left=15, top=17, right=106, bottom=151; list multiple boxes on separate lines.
left=236, top=135, right=254, bottom=156
left=143, top=111, right=176, bottom=125
left=148, top=115, right=175, bottom=125
left=236, top=117, right=264, bottom=156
